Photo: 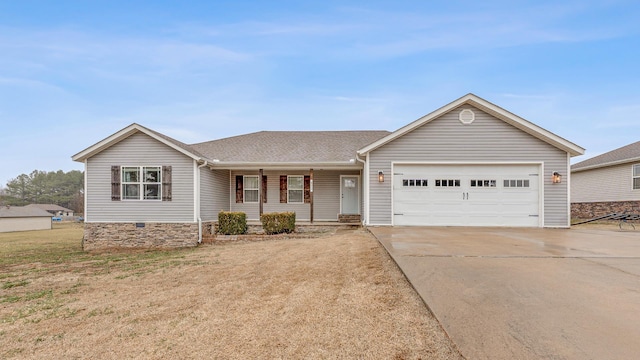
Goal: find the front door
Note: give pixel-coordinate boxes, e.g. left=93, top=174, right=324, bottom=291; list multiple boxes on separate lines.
left=341, top=176, right=359, bottom=214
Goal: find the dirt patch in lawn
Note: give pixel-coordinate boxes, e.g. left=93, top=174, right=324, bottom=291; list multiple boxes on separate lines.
left=1, top=227, right=461, bottom=359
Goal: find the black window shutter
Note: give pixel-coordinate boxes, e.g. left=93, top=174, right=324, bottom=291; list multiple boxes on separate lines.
left=279, top=175, right=287, bottom=203
left=236, top=176, right=243, bottom=203
left=111, top=166, right=121, bottom=201
left=162, top=166, right=172, bottom=201
left=262, top=175, right=267, bottom=203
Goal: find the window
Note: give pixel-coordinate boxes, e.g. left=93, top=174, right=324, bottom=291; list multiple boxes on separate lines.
left=503, top=179, right=530, bottom=188
left=402, top=179, right=428, bottom=187
left=122, top=166, right=161, bottom=200
left=244, top=176, right=259, bottom=203
left=435, top=179, right=460, bottom=187
left=470, top=179, right=496, bottom=187
left=288, top=175, right=304, bottom=203
left=634, top=164, right=640, bottom=190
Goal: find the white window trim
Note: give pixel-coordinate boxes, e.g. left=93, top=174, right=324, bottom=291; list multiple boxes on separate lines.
left=288, top=175, right=304, bottom=204
left=122, top=166, right=162, bottom=201
left=243, top=175, right=259, bottom=203
left=633, top=164, right=640, bottom=190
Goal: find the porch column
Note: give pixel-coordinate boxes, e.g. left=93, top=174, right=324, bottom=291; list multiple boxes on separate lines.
left=259, top=168, right=264, bottom=217
left=310, top=168, right=314, bottom=223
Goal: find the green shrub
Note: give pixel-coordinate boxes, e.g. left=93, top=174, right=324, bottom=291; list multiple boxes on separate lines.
left=260, top=212, right=296, bottom=235
left=218, top=211, right=247, bottom=235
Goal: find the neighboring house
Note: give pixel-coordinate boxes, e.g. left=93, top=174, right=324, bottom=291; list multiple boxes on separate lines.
left=0, top=205, right=53, bottom=233
left=25, top=204, right=74, bottom=217
left=72, top=93, right=584, bottom=250
left=571, top=141, right=640, bottom=218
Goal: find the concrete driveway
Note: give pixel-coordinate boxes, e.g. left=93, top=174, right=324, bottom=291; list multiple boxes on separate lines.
left=369, top=226, right=640, bottom=360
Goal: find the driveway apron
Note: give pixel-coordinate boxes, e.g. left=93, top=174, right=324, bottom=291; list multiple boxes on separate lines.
left=370, top=226, right=640, bottom=360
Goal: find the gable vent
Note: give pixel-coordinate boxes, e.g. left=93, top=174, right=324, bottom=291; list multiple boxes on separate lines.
left=459, top=109, right=475, bottom=124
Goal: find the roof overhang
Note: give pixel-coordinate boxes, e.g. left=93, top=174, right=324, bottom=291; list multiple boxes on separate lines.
left=357, top=93, right=585, bottom=157
left=71, top=123, right=205, bottom=162
left=208, top=161, right=363, bottom=171
left=572, top=156, right=640, bottom=173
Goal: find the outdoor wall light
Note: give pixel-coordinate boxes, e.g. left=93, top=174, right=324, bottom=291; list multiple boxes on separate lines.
left=552, top=171, right=562, bottom=184
left=378, top=171, right=384, bottom=183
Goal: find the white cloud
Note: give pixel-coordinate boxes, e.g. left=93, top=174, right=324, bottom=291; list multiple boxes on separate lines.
left=0, top=27, right=252, bottom=75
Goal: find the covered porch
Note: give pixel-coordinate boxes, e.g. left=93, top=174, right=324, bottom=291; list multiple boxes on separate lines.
left=224, top=168, right=363, bottom=223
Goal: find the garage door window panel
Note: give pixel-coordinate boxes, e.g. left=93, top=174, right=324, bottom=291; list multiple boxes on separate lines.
left=402, top=179, right=428, bottom=187
left=471, top=180, right=496, bottom=188
left=504, top=179, right=530, bottom=188
left=435, top=179, right=460, bottom=187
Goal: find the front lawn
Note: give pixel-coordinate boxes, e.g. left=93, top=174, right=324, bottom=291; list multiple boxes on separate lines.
left=0, top=225, right=461, bottom=359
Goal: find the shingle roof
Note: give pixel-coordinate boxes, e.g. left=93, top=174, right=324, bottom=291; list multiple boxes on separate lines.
left=190, top=131, right=391, bottom=163
left=572, top=141, right=640, bottom=172
left=24, top=204, right=73, bottom=212
left=0, top=206, right=53, bottom=218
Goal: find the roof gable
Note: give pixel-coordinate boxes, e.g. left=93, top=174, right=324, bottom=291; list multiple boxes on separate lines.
left=357, top=93, right=584, bottom=157
left=72, top=123, right=206, bottom=162
left=572, top=140, right=640, bottom=172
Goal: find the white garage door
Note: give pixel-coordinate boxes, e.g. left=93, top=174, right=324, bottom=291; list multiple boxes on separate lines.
left=393, top=164, right=540, bottom=227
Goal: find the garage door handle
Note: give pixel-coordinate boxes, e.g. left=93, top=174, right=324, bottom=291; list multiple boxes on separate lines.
left=462, top=192, right=469, bottom=200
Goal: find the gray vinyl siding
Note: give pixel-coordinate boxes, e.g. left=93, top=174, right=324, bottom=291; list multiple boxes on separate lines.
left=86, top=132, right=195, bottom=223
left=200, top=169, right=229, bottom=221
left=572, top=163, right=640, bottom=203
left=230, top=169, right=360, bottom=221
left=314, top=170, right=360, bottom=221
left=368, top=104, right=569, bottom=227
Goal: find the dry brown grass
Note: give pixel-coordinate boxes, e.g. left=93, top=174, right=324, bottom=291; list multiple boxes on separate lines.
left=1, top=225, right=461, bottom=359
left=571, top=220, right=640, bottom=231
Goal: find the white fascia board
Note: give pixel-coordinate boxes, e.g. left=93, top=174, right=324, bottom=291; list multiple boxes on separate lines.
left=209, top=161, right=363, bottom=170
left=357, top=93, right=585, bottom=157
left=72, top=123, right=204, bottom=162
left=572, top=157, right=640, bottom=173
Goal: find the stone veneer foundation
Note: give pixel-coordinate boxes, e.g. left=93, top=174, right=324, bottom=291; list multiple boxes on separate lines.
left=338, top=214, right=361, bottom=223
left=571, top=201, right=640, bottom=219
left=83, top=222, right=199, bottom=250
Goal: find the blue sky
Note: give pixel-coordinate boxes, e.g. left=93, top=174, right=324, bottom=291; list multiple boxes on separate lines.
left=1, top=0, right=639, bottom=185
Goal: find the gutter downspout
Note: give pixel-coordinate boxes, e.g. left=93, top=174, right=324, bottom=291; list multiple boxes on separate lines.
left=355, top=154, right=367, bottom=226
left=197, top=160, right=209, bottom=244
